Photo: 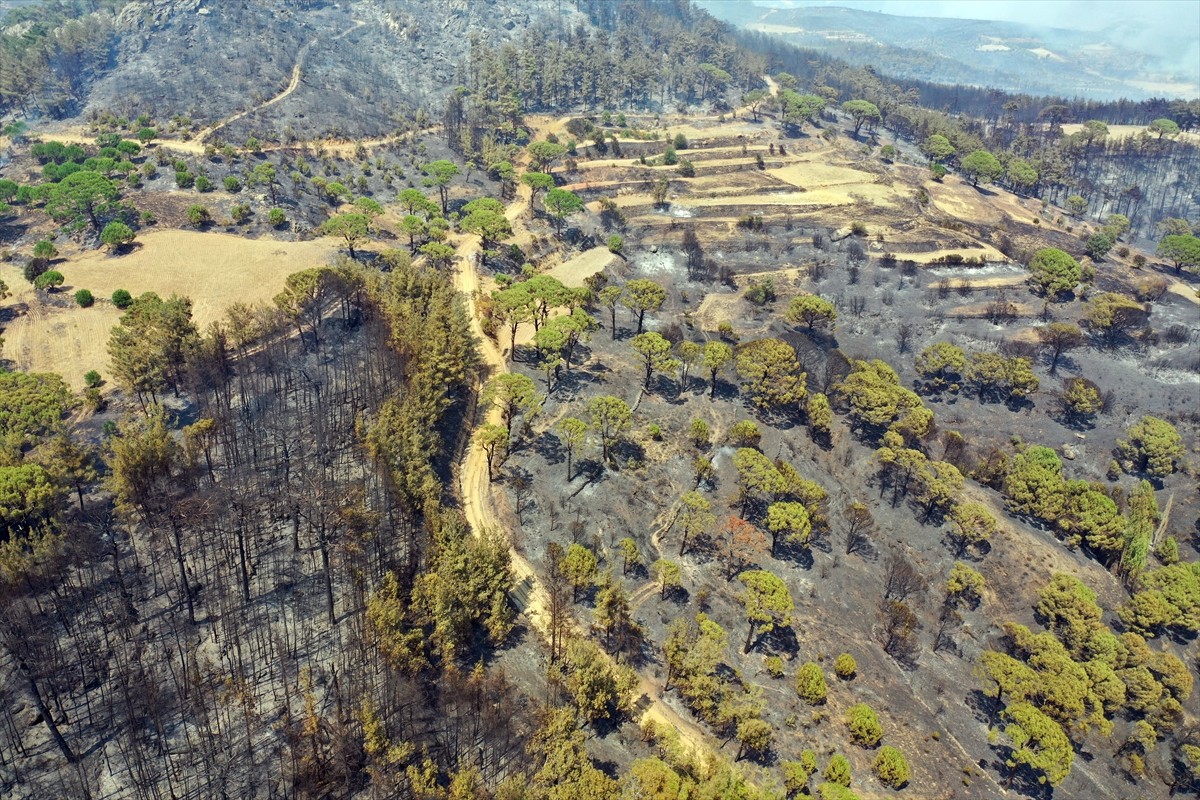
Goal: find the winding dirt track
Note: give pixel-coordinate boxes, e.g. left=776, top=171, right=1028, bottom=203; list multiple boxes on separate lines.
left=191, top=19, right=366, bottom=145
left=450, top=116, right=714, bottom=759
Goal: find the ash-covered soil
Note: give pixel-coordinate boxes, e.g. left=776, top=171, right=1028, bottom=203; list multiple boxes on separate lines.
left=84, top=0, right=589, bottom=142
left=475, top=112, right=1199, bottom=797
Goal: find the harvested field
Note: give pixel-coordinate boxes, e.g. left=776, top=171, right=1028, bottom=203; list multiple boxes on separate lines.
left=617, top=187, right=898, bottom=210
left=0, top=295, right=122, bottom=391
left=1, top=231, right=335, bottom=387
left=766, top=158, right=875, bottom=189
left=542, top=246, right=617, bottom=288
left=925, top=172, right=1043, bottom=225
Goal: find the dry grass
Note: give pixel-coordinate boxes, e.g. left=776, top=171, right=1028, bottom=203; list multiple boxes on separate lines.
left=766, top=158, right=872, bottom=189
left=1, top=294, right=123, bottom=391
left=36, top=125, right=210, bottom=156
left=543, top=246, right=616, bottom=288
left=1168, top=281, right=1200, bottom=306
left=889, top=246, right=1008, bottom=265
left=954, top=273, right=1026, bottom=287
left=616, top=187, right=898, bottom=210
left=657, top=119, right=769, bottom=142
left=927, top=175, right=1029, bottom=225
left=693, top=292, right=746, bottom=331
left=1, top=230, right=335, bottom=388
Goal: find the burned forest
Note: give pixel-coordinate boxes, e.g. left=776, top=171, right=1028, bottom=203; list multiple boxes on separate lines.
left=0, top=1, right=1198, bottom=799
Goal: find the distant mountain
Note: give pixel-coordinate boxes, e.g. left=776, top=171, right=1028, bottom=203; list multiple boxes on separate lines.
left=697, top=1, right=1199, bottom=101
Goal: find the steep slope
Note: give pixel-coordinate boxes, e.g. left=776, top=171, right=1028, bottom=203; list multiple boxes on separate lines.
left=80, top=0, right=589, bottom=141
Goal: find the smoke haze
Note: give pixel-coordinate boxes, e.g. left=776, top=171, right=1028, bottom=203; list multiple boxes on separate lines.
left=744, top=0, right=1200, bottom=83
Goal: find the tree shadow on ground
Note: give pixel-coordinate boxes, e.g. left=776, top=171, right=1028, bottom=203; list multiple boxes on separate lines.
left=532, top=430, right=564, bottom=466
left=552, top=366, right=602, bottom=399
left=709, top=378, right=739, bottom=402
left=1042, top=353, right=1082, bottom=374
left=988, top=745, right=1056, bottom=800
left=744, top=408, right=799, bottom=441
left=567, top=340, right=594, bottom=365
left=775, top=538, right=816, bottom=569
left=611, top=438, right=646, bottom=465
left=568, top=459, right=608, bottom=498
left=661, top=583, right=689, bottom=605
left=758, top=624, right=800, bottom=658
left=0, top=302, right=28, bottom=326
left=966, top=689, right=1001, bottom=725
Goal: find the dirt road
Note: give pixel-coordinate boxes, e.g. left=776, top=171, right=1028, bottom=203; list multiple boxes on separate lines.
left=449, top=117, right=715, bottom=759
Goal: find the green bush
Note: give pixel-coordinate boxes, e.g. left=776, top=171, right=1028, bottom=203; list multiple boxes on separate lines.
left=833, top=653, right=857, bottom=680
left=175, top=170, right=195, bottom=188
left=84, top=370, right=102, bottom=388
left=268, top=208, right=287, bottom=227
left=817, top=784, right=860, bottom=800
left=34, top=270, right=64, bottom=291
left=111, top=289, right=133, bottom=309
left=729, top=420, right=762, bottom=448
left=796, top=662, right=827, bottom=705
left=23, top=259, right=48, bottom=283
left=32, top=240, right=58, bottom=260
left=74, top=289, right=94, bottom=307
left=194, top=175, right=213, bottom=192
left=846, top=703, right=883, bottom=747
left=187, top=205, right=211, bottom=227
left=872, top=746, right=910, bottom=788
left=100, top=221, right=135, bottom=251
left=744, top=278, right=776, bottom=305
left=823, top=754, right=852, bottom=787
left=1155, top=536, right=1179, bottom=565
left=224, top=176, right=242, bottom=192
left=1085, top=232, right=1113, bottom=261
